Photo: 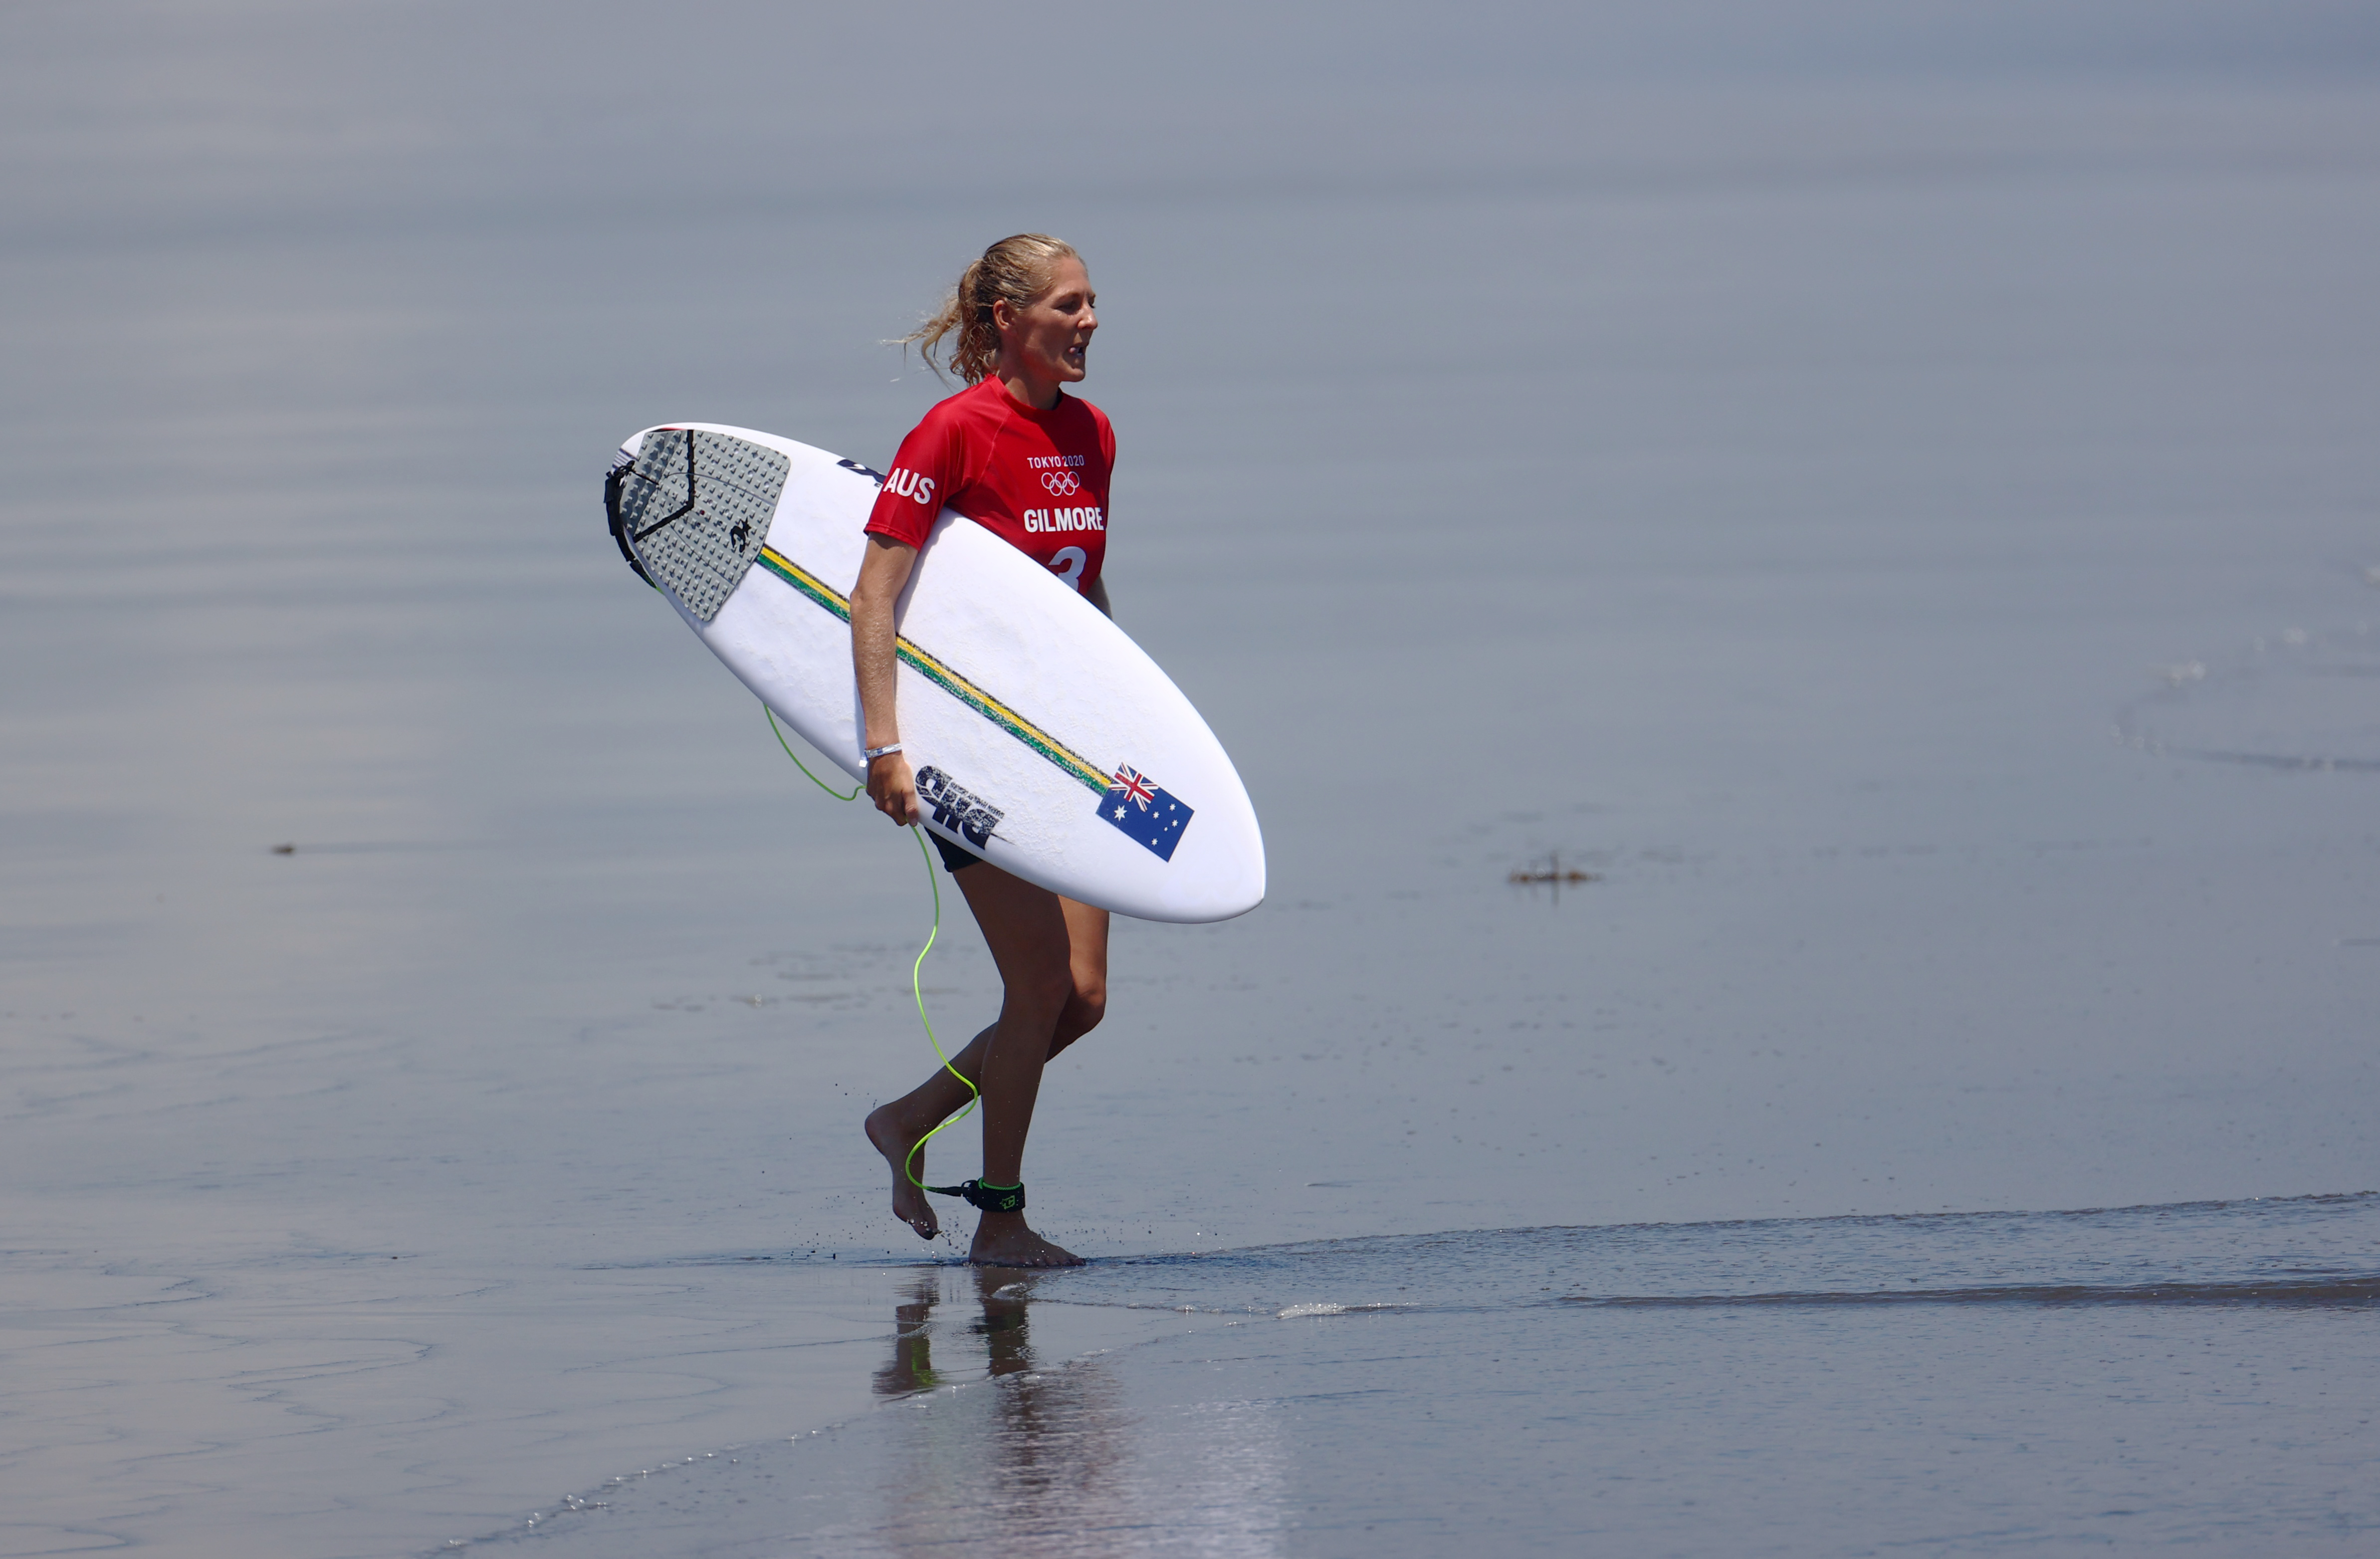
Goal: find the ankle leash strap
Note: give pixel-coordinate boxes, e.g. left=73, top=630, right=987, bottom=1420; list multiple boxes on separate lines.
left=925, top=1179, right=1025, bottom=1213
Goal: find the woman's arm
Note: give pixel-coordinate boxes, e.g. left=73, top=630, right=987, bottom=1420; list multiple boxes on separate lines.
left=849, top=534, right=921, bottom=825
left=1083, top=575, right=1111, bottom=620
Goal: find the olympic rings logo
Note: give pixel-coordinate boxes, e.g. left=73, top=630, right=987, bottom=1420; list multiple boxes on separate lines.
left=1041, top=470, right=1082, bottom=496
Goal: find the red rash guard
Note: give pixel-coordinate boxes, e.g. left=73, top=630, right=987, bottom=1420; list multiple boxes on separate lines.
left=863, top=377, right=1114, bottom=594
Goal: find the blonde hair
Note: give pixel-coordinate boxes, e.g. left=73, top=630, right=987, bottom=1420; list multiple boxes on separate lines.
left=901, top=234, right=1081, bottom=384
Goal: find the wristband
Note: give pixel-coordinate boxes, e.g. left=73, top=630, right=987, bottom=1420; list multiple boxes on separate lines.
left=863, top=742, right=903, bottom=762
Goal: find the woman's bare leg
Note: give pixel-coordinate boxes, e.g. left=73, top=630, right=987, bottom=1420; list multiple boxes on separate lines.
left=1048, top=895, right=1109, bottom=1063
left=864, top=864, right=1108, bottom=1256
left=955, top=865, right=1078, bottom=1265
left=865, top=1021, right=991, bottom=1240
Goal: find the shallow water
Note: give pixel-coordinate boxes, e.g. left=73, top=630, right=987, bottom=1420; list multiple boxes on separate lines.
left=4, top=3, right=2379, bottom=1556
left=486, top=1195, right=2380, bottom=1556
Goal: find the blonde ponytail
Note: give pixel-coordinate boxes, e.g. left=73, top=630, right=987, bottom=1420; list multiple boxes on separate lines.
left=900, top=234, right=1080, bottom=384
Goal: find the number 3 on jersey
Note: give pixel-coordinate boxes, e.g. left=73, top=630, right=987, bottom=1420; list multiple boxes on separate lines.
left=1049, top=545, right=1087, bottom=591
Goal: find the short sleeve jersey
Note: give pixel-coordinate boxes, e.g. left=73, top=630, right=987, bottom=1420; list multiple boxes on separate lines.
left=863, top=377, right=1114, bottom=594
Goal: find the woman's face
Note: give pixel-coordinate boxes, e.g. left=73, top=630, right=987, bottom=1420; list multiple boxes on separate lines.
left=995, top=257, right=1097, bottom=387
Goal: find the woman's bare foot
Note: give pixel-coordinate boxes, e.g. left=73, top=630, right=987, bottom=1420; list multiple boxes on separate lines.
left=967, top=1209, right=1083, bottom=1267
left=864, top=1105, right=938, bottom=1240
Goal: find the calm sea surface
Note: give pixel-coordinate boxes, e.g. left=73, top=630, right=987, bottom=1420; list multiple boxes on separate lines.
left=3, top=4, right=2376, bottom=1555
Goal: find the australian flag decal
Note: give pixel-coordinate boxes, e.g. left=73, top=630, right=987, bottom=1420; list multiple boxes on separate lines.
left=1096, top=764, right=1193, bottom=862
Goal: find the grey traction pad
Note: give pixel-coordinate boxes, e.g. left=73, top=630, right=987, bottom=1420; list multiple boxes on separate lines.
left=615, top=429, right=790, bottom=623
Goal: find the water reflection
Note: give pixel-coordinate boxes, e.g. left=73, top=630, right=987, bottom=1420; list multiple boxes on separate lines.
left=859, top=1268, right=1287, bottom=1558
left=871, top=1274, right=945, bottom=1398
left=870, top=1268, right=1055, bottom=1400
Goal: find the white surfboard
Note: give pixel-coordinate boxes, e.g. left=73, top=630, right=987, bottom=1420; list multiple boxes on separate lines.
left=605, top=423, right=1265, bottom=923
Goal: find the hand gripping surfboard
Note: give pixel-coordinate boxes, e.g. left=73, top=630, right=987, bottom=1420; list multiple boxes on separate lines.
left=606, top=424, right=1266, bottom=923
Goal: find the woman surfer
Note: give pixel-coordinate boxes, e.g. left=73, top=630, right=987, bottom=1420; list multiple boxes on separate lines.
left=853, top=234, right=1111, bottom=1268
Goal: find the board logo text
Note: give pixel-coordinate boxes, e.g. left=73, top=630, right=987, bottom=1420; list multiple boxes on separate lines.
left=916, top=765, right=1004, bottom=848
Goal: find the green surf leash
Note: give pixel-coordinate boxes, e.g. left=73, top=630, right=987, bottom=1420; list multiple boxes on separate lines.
left=763, top=704, right=984, bottom=1198
left=899, top=818, right=984, bottom=1197
left=767, top=705, right=863, bottom=800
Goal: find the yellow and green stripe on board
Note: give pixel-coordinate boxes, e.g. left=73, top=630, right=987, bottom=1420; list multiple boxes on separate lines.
left=755, top=546, right=1111, bottom=797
